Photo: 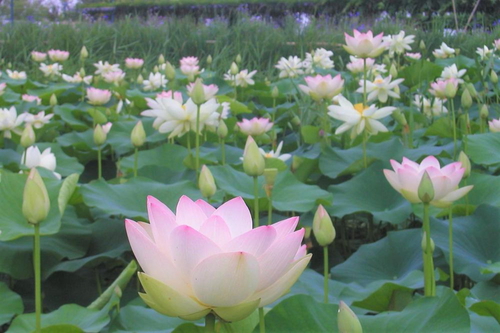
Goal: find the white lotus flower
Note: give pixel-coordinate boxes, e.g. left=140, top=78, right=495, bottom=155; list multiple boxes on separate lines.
left=476, top=46, right=493, bottom=60
left=143, top=72, right=168, bottom=91
left=432, top=42, right=455, bottom=59
left=0, top=107, right=24, bottom=138
left=62, top=72, right=93, bottom=84
left=303, top=48, right=334, bottom=73
left=357, top=75, right=404, bottom=103
left=39, top=63, right=63, bottom=77
left=440, top=64, right=466, bottom=84
left=413, top=95, right=448, bottom=117
left=275, top=56, right=304, bottom=78
left=7, top=70, right=27, bottom=80
left=259, top=141, right=291, bottom=161
left=383, top=31, right=415, bottom=56
left=328, top=96, right=396, bottom=138
left=94, top=61, right=121, bottom=75
left=22, top=146, right=61, bottom=179
left=23, top=111, right=54, bottom=129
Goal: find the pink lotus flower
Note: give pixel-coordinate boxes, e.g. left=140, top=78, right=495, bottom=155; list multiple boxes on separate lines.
left=405, top=52, right=421, bottom=60
left=31, top=51, right=47, bottom=62
left=47, top=49, right=69, bottom=62
left=156, top=90, right=183, bottom=103
left=125, top=196, right=311, bottom=321
left=429, top=78, right=458, bottom=100
left=489, top=119, right=500, bottom=132
left=22, top=94, right=41, bottom=105
left=186, top=82, right=219, bottom=100
left=180, top=56, right=202, bottom=78
left=86, top=87, right=111, bottom=106
left=125, top=58, right=144, bottom=69
left=343, top=30, right=388, bottom=58
left=493, top=39, right=500, bottom=51
left=346, top=56, right=375, bottom=74
left=384, top=156, right=473, bottom=207
left=237, top=117, right=273, bottom=136
left=299, top=74, right=344, bottom=101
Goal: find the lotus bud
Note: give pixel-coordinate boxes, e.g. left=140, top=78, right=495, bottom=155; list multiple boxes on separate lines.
left=230, top=62, right=239, bottom=75
left=21, top=125, right=36, bottom=148
left=418, top=171, right=435, bottom=203
left=455, top=48, right=460, bottom=56
left=390, top=63, right=398, bottom=78
left=243, top=136, right=265, bottom=177
left=235, top=54, right=242, bottom=64
left=264, top=168, right=278, bottom=197
left=131, top=121, right=146, bottom=147
left=153, top=65, right=159, bottom=73
left=165, top=62, right=176, bottom=81
left=7, top=62, right=11, bottom=69
left=291, top=115, right=301, bottom=126
left=136, top=74, right=144, bottom=84
left=265, top=78, right=271, bottom=86
left=49, top=93, right=58, bottom=107
left=313, top=205, right=335, bottom=247
left=198, top=165, right=217, bottom=198
left=23, top=168, right=50, bottom=225
left=445, top=81, right=457, bottom=99
left=338, top=301, right=363, bottom=333
left=158, top=54, right=165, bottom=65
left=272, top=86, right=279, bottom=98
left=392, top=110, right=407, bottom=126
left=491, top=70, right=498, bottom=84
left=206, top=55, right=213, bottom=65
left=93, top=124, right=107, bottom=146
left=458, top=151, right=471, bottom=179
left=190, top=78, right=206, bottom=105
left=461, top=89, right=472, bottom=110
left=466, top=82, right=477, bottom=98
left=217, top=119, right=228, bottom=139
left=80, top=46, right=89, bottom=60
left=421, top=232, right=435, bottom=252
left=419, top=40, right=426, bottom=51
left=480, top=104, right=489, bottom=119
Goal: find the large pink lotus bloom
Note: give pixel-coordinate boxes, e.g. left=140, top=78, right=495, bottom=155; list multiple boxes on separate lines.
left=343, top=30, right=388, bottom=58
left=47, top=49, right=70, bottom=62
left=299, top=74, right=344, bottom=101
left=384, top=156, right=473, bottom=208
left=237, top=117, right=273, bottom=136
left=125, top=196, right=311, bottom=321
left=125, top=58, right=144, bottom=69
left=86, top=87, right=111, bottom=105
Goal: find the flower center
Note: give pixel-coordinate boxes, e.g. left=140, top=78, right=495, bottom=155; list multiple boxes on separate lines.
left=354, top=103, right=368, bottom=115
left=374, top=78, right=384, bottom=84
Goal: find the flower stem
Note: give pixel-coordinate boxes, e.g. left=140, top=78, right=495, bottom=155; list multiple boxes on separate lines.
left=450, top=98, right=457, bottom=159
left=133, top=147, right=139, bottom=178
left=323, top=246, right=329, bottom=304
left=408, top=109, right=414, bottom=149
left=362, top=130, right=368, bottom=169
left=259, top=307, right=266, bottom=333
left=97, top=146, right=102, bottom=180
left=363, top=58, right=367, bottom=106
left=267, top=193, right=273, bottom=225
left=253, top=176, right=260, bottom=228
left=33, top=223, right=42, bottom=333
left=448, top=208, right=454, bottom=290
left=220, top=138, right=226, bottom=165
left=205, top=313, right=216, bottom=333
left=422, top=203, right=435, bottom=296
left=195, top=104, right=201, bottom=178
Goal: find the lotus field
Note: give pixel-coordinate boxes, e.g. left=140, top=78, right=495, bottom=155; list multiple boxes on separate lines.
left=2, top=28, right=500, bottom=333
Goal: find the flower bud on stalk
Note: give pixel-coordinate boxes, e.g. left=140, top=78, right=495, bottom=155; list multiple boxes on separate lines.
left=458, top=151, right=471, bottom=179
left=235, top=54, right=242, bottom=64
left=80, top=46, right=89, bottom=60
left=190, top=78, right=206, bottom=105
left=418, top=171, right=435, bottom=204
left=94, top=124, right=107, bottom=146
left=230, top=62, right=239, bottom=75
left=480, top=104, right=489, bottom=120
left=21, top=125, right=36, bottom=148
left=461, top=89, right=472, bottom=110
left=491, top=70, right=498, bottom=84
left=390, top=63, right=398, bottom=78
left=312, top=205, right=335, bottom=247
left=243, top=136, right=265, bottom=177
left=206, top=55, right=213, bottom=65
left=49, top=93, right=58, bottom=107
left=338, top=301, right=363, bottom=333
left=165, top=62, right=176, bottom=81
left=23, top=168, right=50, bottom=225
left=131, top=121, right=146, bottom=147
left=158, top=54, right=165, bottom=65
left=421, top=232, right=435, bottom=253
left=198, top=165, right=217, bottom=198
left=263, top=168, right=278, bottom=197
left=272, top=86, right=279, bottom=98
left=217, top=120, right=228, bottom=139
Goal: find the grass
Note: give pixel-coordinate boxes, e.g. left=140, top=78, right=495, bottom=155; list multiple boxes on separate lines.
left=1, top=13, right=499, bottom=79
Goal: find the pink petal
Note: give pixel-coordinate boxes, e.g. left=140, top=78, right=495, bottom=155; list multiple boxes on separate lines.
left=256, top=229, right=305, bottom=290
left=272, top=217, right=299, bottom=239
left=223, top=225, right=277, bottom=257
left=169, top=225, right=221, bottom=281
left=147, top=196, right=177, bottom=251
left=420, top=156, right=440, bottom=169
left=125, top=220, right=189, bottom=294
left=294, top=244, right=307, bottom=260
left=195, top=199, right=216, bottom=217
left=212, top=197, right=252, bottom=237
left=176, top=195, right=208, bottom=230
left=191, top=252, right=260, bottom=307
left=199, top=215, right=232, bottom=246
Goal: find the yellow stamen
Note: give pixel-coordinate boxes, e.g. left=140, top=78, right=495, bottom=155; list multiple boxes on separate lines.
left=374, top=78, right=384, bottom=84
left=354, top=103, right=368, bottom=115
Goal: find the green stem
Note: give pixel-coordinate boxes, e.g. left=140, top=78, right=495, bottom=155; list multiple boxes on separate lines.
left=253, top=176, right=260, bottom=228
left=408, top=109, right=414, bottom=149
left=450, top=98, right=457, bottom=159
left=259, top=307, right=266, bottom=333
left=33, top=223, right=42, bottom=333
left=267, top=193, right=273, bottom=225
left=95, top=268, right=102, bottom=295
left=449, top=208, right=454, bottom=290
left=321, top=101, right=330, bottom=146
left=97, top=146, right=102, bottom=180
left=464, top=179, right=470, bottom=216
left=205, top=313, right=216, bottom=333
left=422, top=203, right=435, bottom=296
left=363, top=58, right=367, bottom=106
left=133, top=147, right=138, bottom=178
left=362, top=130, right=368, bottom=169
left=195, top=104, right=201, bottom=178
left=323, top=246, right=329, bottom=304
left=221, top=139, right=226, bottom=165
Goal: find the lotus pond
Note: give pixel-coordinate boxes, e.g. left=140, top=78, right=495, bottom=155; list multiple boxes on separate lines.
left=0, top=29, right=500, bottom=333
